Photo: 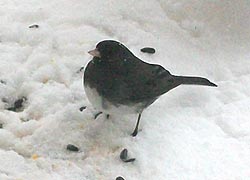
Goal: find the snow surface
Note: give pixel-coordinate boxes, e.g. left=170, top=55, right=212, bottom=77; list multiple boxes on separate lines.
left=0, top=0, right=250, bottom=179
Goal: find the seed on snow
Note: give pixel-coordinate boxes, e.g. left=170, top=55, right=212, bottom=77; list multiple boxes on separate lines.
left=29, top=24, right=39, bottom=28
left=141, top=47, right=156, bottom=54
left=116, top=176, right=125, bottom=180
left=79, top=106, right=86, bottom=111
left=120, top=148, right=136, bottom=163
left=67, top=144, right=79, bottom=152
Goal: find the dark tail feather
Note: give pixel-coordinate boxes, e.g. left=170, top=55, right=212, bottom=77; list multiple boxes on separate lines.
left=173, top=75, right=217, bottom=87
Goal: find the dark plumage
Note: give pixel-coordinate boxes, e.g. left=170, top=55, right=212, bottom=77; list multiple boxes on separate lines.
left=84, top=40, right=217, bottom=136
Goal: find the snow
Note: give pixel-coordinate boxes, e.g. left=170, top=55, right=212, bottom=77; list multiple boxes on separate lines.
left=0, top=0, right=250, bottom=179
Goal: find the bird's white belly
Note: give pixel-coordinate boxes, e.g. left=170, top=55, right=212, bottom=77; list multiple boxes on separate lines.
left=84, top=85, right=104, bottom=111
left=84, top=85, right=140, bottom=115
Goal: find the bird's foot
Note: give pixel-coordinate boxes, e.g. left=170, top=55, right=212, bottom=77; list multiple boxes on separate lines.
left=131, top=129, right=143, bottom=137
left=94, top=111, right=103, bottom=119
left=131, top=130, right=138, bottom=137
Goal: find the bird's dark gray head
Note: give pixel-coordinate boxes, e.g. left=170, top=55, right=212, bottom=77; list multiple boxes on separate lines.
left=88, top=40, right=134, bottom=61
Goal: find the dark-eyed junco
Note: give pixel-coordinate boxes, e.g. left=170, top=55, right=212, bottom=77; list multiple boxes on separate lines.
left=84, top=40, right=217, bottom=136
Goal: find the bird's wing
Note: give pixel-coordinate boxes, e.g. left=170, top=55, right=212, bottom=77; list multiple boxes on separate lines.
left=90, top=58, right=178, bottom=105
left=122, top=60, right=177, bottom=103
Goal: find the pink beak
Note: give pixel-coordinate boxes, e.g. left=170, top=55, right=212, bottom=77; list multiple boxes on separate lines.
left=88, top=48, right=101, bottom=58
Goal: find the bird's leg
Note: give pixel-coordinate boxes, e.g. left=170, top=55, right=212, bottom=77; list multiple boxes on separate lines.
left=131, top=113, right=142, bottom=137
left=94, top=111, right=103, bottom=119
left=106, top=114, right=110, bottom=119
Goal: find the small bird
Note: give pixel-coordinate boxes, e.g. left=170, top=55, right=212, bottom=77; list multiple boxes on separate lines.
left=84, top=40, right=217, bottom=136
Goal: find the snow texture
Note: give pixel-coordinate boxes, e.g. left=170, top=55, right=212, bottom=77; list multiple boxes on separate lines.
left=0, top=0, right=250, bottom=179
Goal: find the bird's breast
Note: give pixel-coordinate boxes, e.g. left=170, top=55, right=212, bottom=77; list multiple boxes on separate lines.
left=84, top=84, right=143, bottom=114
left=83, top=59, right=151, bottom=114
